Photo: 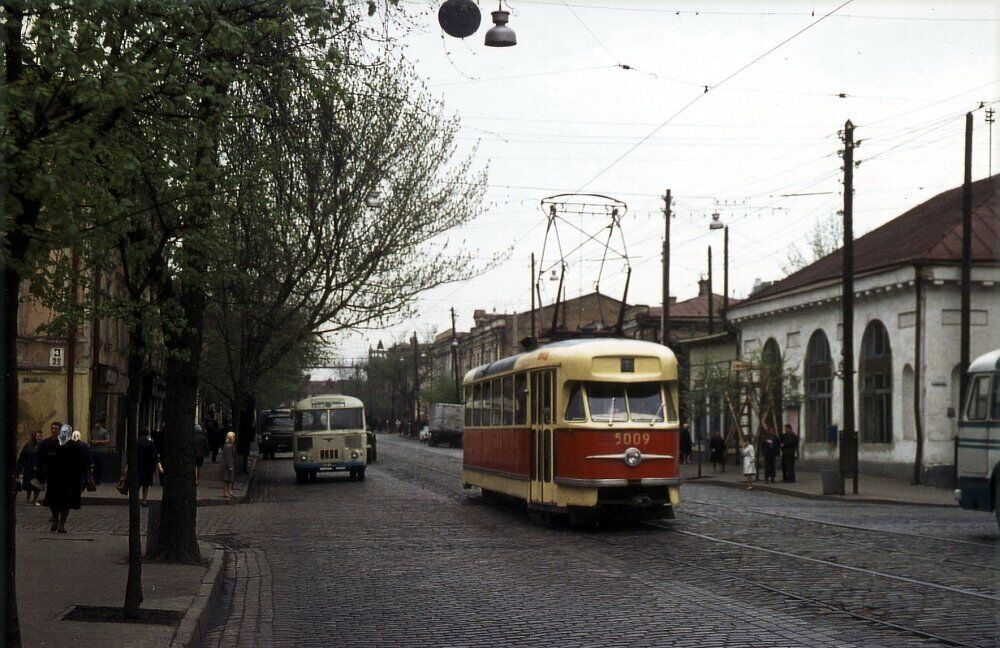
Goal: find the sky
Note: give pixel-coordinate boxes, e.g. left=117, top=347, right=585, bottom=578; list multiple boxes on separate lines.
left=326, top=0, right=999, bottom=371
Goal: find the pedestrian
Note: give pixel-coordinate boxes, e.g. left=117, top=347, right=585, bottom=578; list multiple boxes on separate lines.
left=151, top=426, right=166, bottom=485
left=760, top=427, right=781, bottom=483
left=741, top=435, right=756, bottom=491
left=137, top=428, right=163, bottom=506
left=71, top=431, right=95, bottom=491
left=221, top=431, right=237, bottom=499
left=207, top=418, right=223, bottom=463
left=16, top=431, right=44, bottom=505
left=780, top=423, right=799, bottom=483
left=89, top=419, right=108, bottom=486
left=193, top=423, right=210, bottom=486
left=89, top=418, right=110, bottom=447
left=37, top=424, right=87, bottom=532
left=708, top=430, right=725, bottom=472
left=679, top=423, right=693, bottom=464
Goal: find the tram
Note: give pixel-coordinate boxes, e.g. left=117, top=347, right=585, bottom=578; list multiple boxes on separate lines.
left=461, top=338, right=681, bottom=521
left=955, top=349, right=1000, bottom=529
left=292, top=394, right=368, bottom=484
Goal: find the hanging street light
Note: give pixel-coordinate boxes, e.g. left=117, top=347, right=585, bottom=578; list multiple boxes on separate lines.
left=438, top=0, right=481, bottom=39
left=709, top=212, right=724, bottom=230
left=484, top=4, right=516, bottom=47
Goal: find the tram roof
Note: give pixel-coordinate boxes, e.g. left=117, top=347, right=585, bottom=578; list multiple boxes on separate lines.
left=293, top=394, right=364, bottom=410
left=969, top=349, right=1000, bottom=373
left=463, top=338, right=677, bottom=383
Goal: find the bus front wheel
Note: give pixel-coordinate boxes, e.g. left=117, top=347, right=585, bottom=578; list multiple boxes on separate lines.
left=295, top=469, right=306, bottom=485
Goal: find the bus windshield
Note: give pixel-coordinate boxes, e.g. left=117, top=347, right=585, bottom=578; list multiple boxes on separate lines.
left=330, top=408, right=364, bottom=430
left=585, top=381, right=666, bottom=423
left=296, top=410, right=328, bottom=431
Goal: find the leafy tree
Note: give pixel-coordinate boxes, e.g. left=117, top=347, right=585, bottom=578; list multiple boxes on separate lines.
left=781, top=216, right=844, bottom=275
left=424, top=377, right=462, bottom=405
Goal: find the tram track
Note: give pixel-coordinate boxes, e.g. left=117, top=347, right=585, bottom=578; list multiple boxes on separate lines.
left=377, top=439, right=998, bottom=647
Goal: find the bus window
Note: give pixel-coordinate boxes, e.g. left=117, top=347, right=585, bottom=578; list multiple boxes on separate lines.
left=503, top=375, right=514, bottom=426
left=295, top=410, right=328, bottom=431
left=330, top=408, right=363, bottom=430
left=587, top=383, right=628, bottom=422
left=514, top=373, right=527, bottom=425
left=966, top=375, right=992, bottom=420
left=627, top=382, right=664, bottom=422
left=992, top=375, right=1000, bottom=420
left=565, top=383, right=585, bottom=421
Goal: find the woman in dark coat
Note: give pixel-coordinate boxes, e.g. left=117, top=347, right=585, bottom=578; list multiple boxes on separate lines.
left=137, top=429, right=162, bottom=506
left=16, top=431, right=43, bottom=504
left=38, top=425, right=86, bottom=533
left=708, top=430, right=726, bottom=472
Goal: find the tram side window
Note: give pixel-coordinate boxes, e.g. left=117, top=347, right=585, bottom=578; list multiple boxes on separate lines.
left=471, top=383, right=481, bottom=426
left=465, top=386, right=474, bottom=426
left=664, top=383, right=678, bottom=422
left=565, top=382, right=585, bottom=421
left=966, top=375, right=992, bottom=421
left=503, top=375, right=514, bottom=426
left=493, top=379, right=503, bottom=426
left=542, top=371, right=553, bottom=424
left=514, top=373, right=527, bottom=425
left=531, top=373, right=540, bottom=424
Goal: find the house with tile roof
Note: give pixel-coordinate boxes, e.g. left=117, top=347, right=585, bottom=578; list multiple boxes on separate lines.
left=726, top=174, right=1000, bottom=485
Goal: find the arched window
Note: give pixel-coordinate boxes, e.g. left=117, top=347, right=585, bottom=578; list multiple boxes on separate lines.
left=760, top=338, right=783, bottom=432
left=805, top=330, right=833, bottom=443
left=860, top=320, right=892, bottom=443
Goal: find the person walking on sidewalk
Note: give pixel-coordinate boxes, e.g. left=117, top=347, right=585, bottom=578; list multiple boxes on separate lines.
left=137, top=429, right=163, bottom=506
left=38, top=425, right=86, bottom=532
left=709, top=430, right=725, bottom=472
left=741, top=435, right=756, bottom=491
left=71, top=431, right=95, bottom=491
left=193, top=423, right=210, bottom=486
left=221, top=431, right=237, bottom=499
left=679, top=424, right=693, bottom=465
left=780, top=423, right=799, bottom=482
left=16, top=431, right=43, bottom=505
left=760, top=427, right=781, bottom=483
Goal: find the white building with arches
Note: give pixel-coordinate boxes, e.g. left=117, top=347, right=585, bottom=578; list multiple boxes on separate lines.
left=727, top=174, right=1000, bottom=486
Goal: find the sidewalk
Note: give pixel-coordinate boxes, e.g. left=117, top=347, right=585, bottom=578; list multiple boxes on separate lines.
left=15, top=523, right=225, bottom=648
left=680, top=461, right=956, bottom=507
left=83, top=454, right=257, bottom=506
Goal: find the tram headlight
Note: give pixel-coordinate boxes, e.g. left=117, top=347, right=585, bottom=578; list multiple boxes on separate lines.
left=624, top=447, right=642, bottom=467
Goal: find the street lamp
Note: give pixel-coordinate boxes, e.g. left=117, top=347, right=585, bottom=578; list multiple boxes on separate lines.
left=484, top=5, right=517, bottom=47
left=707, top=214, right=730, bottom=319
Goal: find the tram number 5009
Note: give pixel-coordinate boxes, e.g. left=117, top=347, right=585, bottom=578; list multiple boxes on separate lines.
left=614, top=432, right=650, bottom=446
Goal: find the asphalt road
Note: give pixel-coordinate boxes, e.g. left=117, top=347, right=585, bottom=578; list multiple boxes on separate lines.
left=201, top=433, right=1000, bottom=648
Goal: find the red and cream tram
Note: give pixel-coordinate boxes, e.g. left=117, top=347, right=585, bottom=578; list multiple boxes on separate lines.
left=462, top=338, right=680, bottom=521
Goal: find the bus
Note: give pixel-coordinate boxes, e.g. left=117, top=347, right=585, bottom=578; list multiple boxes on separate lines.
left=955, top=349, right=1000, bottom=529
left=462, top=338, right=680, bottom=522
left=292, top=394, right=368, bottom=484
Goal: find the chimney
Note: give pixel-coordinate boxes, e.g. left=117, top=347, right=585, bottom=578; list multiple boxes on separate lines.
left=698, top=279, right=710, bottom=296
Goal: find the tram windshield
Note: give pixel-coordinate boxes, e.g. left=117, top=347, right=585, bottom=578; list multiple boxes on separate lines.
left=583, top=381, right=672, bottom=423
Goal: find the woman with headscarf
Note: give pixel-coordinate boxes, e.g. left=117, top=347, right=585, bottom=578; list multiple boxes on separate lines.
left=37, top=424, right=86, bottom=532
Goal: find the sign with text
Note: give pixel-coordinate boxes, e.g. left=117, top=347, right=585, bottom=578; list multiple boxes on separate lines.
left=49, top=347, right=65, bottom=368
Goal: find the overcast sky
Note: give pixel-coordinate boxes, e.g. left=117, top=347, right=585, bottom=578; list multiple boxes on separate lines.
left=328, top=0, right=998, bottom=369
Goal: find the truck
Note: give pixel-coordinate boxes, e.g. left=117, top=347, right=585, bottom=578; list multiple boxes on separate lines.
left=427, top=403, right=464, bottom=448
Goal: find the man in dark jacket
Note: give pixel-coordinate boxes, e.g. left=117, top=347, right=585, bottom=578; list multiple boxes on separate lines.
left=193, top=424, right=210, bottom=486
left=17, top=431, right=44, bottom=504
left=37, top=424, right=87, bottom=532
left=780, top=423, right=799, bottom=482
left=708, top=430, right=726, bottom=473
left=760, top=428, right=781, bottom=483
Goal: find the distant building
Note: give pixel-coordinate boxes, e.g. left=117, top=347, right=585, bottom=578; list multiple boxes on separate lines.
left=726, top=174, right=1000, bottom=485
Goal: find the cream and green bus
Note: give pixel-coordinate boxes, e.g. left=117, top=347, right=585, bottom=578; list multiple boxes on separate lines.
left=292, top=394, right=368, bottom=484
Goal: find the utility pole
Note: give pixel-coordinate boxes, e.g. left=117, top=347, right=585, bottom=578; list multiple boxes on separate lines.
left=451, top=307, right=460, bottom=403
left=707, top=246, right=714, bottom=334
left=986, top=108, right=994, bottom=176
left=412, top=332, right=420, bottom=424
left=530, top=254, right=536, bottom=343
left=960, top=112, right=973, bottom=408
left=840, top=120, right=859, bottom=496
left=660, top=190, right=671, bottom=345
left=723, top=225, right=730, bottom=320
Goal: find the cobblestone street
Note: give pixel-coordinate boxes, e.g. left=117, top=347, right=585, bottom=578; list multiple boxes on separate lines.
left=191, top=434, right=1000, bottom=647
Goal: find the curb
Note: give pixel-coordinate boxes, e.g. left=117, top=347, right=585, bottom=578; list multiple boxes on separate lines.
left=82, top=496, right=235, bottom=507
left=170, top=542, right=228, bottom=648
left=685, top=477, right=956, bottom=508
left=238, top=455, right=259, bottom=504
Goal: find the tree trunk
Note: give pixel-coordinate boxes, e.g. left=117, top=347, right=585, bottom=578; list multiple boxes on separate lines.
left=157, top=283, right=205, bottom=563
left=123, top=339, right=145, bottom=617
left=2, top=244, right=23, bottom=647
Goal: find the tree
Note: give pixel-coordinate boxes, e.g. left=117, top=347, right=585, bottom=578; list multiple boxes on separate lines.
left=424, top=377, right=461, bottom=405
left=781, top=216, right=844, bottom=275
